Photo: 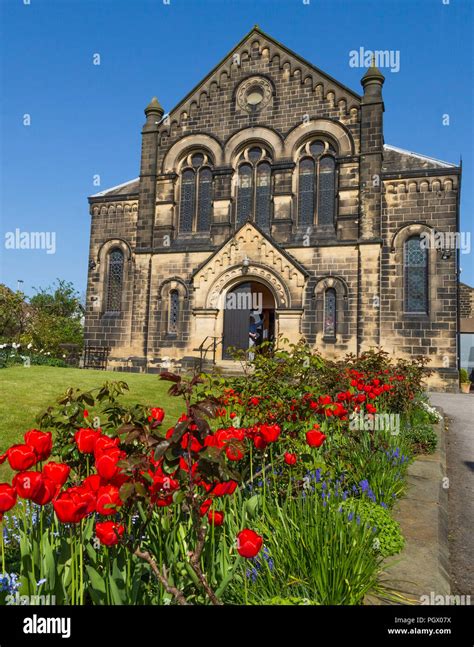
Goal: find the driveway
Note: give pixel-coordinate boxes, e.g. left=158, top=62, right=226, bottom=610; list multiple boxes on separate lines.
left=428, top=392, right=474, bottom=596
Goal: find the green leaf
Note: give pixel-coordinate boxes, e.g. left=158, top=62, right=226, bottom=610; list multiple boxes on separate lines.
left=85, top=565, right=107, bottom=604
left=245, top=494, right=261, bottom=519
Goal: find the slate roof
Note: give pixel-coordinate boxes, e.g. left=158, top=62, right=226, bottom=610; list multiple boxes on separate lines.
left=382, top=145, right=457, bottom=172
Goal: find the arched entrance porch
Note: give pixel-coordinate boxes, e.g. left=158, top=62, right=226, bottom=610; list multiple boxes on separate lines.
left=222, top=281, right=275, bottom=359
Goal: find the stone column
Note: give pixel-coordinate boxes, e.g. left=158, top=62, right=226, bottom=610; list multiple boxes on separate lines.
left=136, top=97, right=163, bottom=250
left=359, top=60, right=384, bottom=240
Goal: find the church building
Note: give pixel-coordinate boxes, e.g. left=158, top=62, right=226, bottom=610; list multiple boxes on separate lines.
left=85, top=27, right=461, bottom=390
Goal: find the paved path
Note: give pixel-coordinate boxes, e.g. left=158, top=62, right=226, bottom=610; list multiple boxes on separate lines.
left=428, top=392, right=474, bottom=596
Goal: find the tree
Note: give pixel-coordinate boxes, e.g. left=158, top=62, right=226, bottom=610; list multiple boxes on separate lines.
left=0, top=284, right=29, bottom=341
left=24, top=280, right=84, bottom=355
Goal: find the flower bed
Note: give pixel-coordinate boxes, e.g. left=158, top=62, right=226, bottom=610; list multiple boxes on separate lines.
left=0, top=345, right=439, bottom=605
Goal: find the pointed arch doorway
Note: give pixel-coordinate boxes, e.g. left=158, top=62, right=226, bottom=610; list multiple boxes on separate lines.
left=222, top=281, right=275, bottom=359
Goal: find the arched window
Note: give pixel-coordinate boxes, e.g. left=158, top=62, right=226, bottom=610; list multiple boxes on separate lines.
left=237, top=164, right=253, bottom=225
left=106, top=248, right=124, bottom=313
left=179, top=169, right=195, bottom=232
left=297, top=140, right=337, bottom=227
left=168, top=290, right=179, bottom=333
left=298, top=158, right=315, bottom=226
left=197, top=168, right=212, bottom=232
left=236, top=146, right=272, bottom=227
left=404, top=236, right=428, bottom=313
left=323, top=288, right=337, bottom=338
left=179, top=152, right=213, bottom=232
left=256, top=162, right=271, bottom=228
left=318, top=157, right=336, bottom=226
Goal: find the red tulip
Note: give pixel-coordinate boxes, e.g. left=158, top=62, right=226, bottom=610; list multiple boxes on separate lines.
left=211, top=480, right=238, bottom=497
left=208, top=510, right=224, bottom=526
left=94, top=435, right=120, bottom=458
left=148, top=407, right=165, bottom=423
left=0, top=483, right=17, bottom=513
left=96, top=485, right=122, bottom=516
left=306, top=429, right=327, bottom=448
left=82, top=474, right=102, bottom=492
left=75, top=428, right=101, bottom=454
left=13, top=472, right=44, bottom=499
left=155, top=494, right=173, bottom=507
left=284, top=452, right=297, bottom=466
left=95, top=448, right=124, bottom=482
left=249, top=397, right=260, bottom=406
left=6, top=444, right=37, bottom=471
left=95, top=521, right=125, bottom=546
left=31, top=477, right=57, bottom=506
left=43, top=462, right=70, bottom=487
left=24, top=430, right=52, bottom=461
left=259, top=424, right=281, bottom=444
left=225, top=445, right=244, bottom=461
left=199, top=498, right=212, bottom=516
left=237, top=528, right=263, bottom=558
left=53, top=488, right=94, bottom=523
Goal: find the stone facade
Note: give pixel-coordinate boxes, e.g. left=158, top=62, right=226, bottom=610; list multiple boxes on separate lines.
left=85, top=27, right=461, bottom=390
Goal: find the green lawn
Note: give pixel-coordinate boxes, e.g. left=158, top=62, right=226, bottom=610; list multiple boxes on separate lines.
left=0, top=366, right=187, bottom=480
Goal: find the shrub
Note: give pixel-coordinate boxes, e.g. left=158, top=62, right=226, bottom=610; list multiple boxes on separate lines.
left=0, top=346, right=67, bottom=369
left=403, top=423, right=437, bottom=455
left=342, top=498, right=404, bottom=557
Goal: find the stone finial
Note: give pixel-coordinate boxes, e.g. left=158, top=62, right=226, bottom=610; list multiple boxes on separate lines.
left=144, top=96, right=164, bottom=119
left=361, top=55, right=385, bottom=99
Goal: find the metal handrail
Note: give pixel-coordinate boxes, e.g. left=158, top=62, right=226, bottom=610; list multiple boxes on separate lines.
left=196, top=336, right=222, bottom=372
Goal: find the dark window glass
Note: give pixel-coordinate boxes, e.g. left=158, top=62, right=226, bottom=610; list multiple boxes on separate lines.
left=237, top=164, right=253, bottom=225
left=310, top=141, right=325, bottom=157
left=324, top=288, right=337, bottom=337
left=169, top=290, right=179, bottom=333
left=298, top=158, right=315, bottom=226
left=192, top=153, right=204, bottom=168
left=256, top=163, right=271, bottom=228
left=404, top=237, right=428, bottom=313
left=106, top=248, right=124, bottom=312
left=197, top=168, right=212, bottom=232
left=248, top=147, right=262, bottom=163
left=179, top=169, right=195, bottom=232
left=318, top=156, right=336, bottom=226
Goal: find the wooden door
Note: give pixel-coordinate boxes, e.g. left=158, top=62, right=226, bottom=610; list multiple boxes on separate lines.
left=222, top=283, right=251, bottom=359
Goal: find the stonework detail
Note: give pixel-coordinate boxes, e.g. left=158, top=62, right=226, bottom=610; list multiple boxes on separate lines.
left=84, top=26, right=461, bottom=391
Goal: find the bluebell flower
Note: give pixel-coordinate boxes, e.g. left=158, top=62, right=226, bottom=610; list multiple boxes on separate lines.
left=359, top=479, right=370, bottom=492
left=356, top=515, right=361, bottom=525
left=348, top=512, right=354, bottom=521
left=380, top=502, right=388, bottom=509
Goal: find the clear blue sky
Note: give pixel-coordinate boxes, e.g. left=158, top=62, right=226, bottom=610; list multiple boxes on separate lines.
left=0, top=0, right=472, bottom=298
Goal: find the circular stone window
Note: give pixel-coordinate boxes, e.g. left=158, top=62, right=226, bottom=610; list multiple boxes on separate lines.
left=236, top=76, right=273, bottom=113
left=246, top=86, right=264, bottom=106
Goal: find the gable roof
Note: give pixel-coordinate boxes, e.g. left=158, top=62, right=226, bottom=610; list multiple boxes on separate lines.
left=165, top=25, right=361, bottom=123
left=191, top=219, right=310, bottom=280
